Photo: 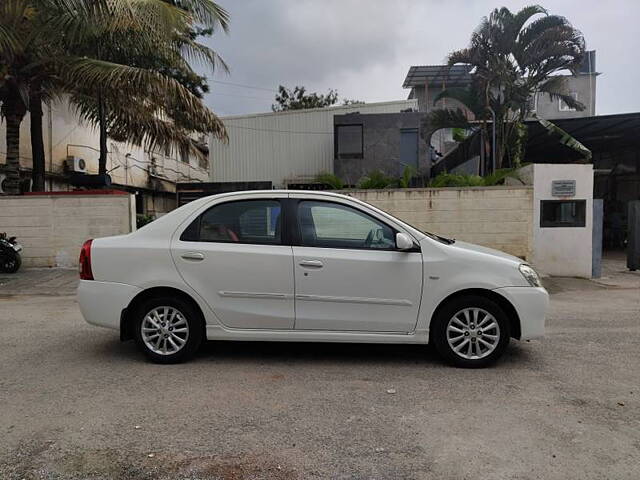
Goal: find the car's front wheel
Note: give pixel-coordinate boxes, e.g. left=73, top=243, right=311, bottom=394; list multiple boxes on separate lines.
left=431, top=295, right=510, bottom=368
left=133, top=297, right=203, bottom=363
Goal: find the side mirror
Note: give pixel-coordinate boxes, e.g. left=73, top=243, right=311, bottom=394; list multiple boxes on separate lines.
left=395, top=232, right=414, bottom=251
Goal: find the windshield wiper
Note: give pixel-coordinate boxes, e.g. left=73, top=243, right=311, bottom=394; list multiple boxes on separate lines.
left=424, top=232, right=455, bottom=245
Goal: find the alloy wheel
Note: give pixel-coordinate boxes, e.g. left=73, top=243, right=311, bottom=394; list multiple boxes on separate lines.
left=141, top=306, right=189, bottom=356
left=446, top=307, right=501, bottom=360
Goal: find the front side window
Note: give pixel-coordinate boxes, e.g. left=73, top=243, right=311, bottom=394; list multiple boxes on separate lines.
left=181, top=200, right=282, bottom=244
left=298, top=201, right=395, bottom=250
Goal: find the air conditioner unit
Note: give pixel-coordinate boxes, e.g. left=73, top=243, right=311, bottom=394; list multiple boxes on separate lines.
left=0, top=173, right=7, bottom=194
left=65, top=155, right=87, bottom=174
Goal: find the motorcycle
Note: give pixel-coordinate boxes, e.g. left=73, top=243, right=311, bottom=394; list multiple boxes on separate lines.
left=0, top=232, right=22, bottom=273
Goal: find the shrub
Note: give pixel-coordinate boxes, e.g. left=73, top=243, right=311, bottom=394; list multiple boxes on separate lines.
left=429, top=165, right=527, bottom=188
left=398, top=165, right=417, bottom=188
left=357, top=170, right=395, bottom=189
left=136, top=214, right=155, bottom=228
left=429, top=172, right=485, bottom=188
left=315, top=171, right=344, bottom=190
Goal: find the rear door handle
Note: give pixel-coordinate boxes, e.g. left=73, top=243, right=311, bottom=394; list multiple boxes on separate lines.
left=181, top=252, right=205, bottom=261
left=299, top=260, right=323, bottom=268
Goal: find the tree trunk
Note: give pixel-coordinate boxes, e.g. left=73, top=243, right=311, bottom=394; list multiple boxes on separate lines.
left=98, top=94, right=108, bottom=176
left=3, top=106, right=26, bottom=195
left=29, top=85, right=46, bottom=192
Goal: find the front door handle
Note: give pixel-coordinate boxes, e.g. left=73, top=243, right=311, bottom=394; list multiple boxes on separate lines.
left=181, top=252, right=205, bottom=261
left=299, top=260, right=323, bottom=268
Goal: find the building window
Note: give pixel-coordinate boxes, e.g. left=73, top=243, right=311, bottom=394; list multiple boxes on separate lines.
left=559, top=92, right=578, bottom=112
left=527, top=92, right=537, bottom=112
left=180, top=146, right=190, bottom=164
left=540, top=200, right=586, bottom=228
left=335, top=124, right=363, bottom=159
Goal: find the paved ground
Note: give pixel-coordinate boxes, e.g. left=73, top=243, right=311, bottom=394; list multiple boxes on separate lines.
left=1, top=262, right=639, bottom=479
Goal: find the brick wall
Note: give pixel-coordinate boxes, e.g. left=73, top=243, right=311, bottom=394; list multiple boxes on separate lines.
left=345, top=186, right=534, bottom=259
left=0, top=194, right=135, bottom=268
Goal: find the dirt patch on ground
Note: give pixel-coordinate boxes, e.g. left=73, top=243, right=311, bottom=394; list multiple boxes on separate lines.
left=1, top=440, right=298, bottom=480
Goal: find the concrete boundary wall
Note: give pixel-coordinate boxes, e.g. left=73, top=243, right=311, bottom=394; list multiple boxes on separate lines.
left=0, top=193, right=136, bottom=268
left=344, top=186, right=534, bottom=260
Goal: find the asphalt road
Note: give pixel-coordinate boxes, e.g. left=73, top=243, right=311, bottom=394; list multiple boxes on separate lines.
left=1, top=274, right=639, bottom=479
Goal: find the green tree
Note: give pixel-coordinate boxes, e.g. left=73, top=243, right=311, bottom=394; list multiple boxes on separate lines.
left=426, top=5, right=585, bottom=169
left=272, top=85, right=340, bottom=111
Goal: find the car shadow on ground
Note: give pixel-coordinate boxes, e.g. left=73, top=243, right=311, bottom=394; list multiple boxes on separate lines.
left=200, top=340, right=444, bottom=365
left=91, top=335, right=536, bottom=369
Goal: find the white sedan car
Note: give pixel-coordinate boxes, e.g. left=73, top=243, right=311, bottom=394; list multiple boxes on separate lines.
left=78, top=190, right=548, bottom=367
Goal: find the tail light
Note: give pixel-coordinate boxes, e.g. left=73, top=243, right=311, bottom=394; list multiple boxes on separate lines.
left=79, top=239, right=94, bottom=280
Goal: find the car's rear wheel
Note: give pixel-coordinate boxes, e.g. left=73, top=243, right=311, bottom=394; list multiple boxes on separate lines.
left=133, top=297, right=203, bottom=363
left=431, top=295, right=510, bottom=368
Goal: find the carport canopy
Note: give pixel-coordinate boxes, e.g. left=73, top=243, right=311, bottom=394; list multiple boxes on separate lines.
left=525, top=112, right=640, bottom=163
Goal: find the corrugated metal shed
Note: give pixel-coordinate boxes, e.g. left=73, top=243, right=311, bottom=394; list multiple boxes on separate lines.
left=209, top=100, right=418, bottom=187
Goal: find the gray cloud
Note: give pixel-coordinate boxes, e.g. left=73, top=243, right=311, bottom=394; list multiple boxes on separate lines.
left=200, top=0, right=640, bottom=116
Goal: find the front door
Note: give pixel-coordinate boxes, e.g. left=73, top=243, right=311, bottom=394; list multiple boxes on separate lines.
left=292, top=199, right=422, bottom=332
left=172, top=198, right=294, bottom=330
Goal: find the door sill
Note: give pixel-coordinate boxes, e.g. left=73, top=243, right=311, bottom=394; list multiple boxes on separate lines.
left=206, top=325, right=428, bottom=344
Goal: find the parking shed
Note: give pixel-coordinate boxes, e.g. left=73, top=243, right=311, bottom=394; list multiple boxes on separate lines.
left=524, top=112, right=640, bottom=251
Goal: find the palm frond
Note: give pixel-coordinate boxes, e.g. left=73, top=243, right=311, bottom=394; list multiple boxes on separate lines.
left=448, top=48, right=473, bottom=66
left=536, top=116, right=591, bottom=160
left=432, top=86, right=485, bottom=117
left=538, top=76, right=585, bottom=111
left=179, top=38, right=229, bottom=73
left=63, top=57, right=198, bottom=110
left=427, top=108, right=473, bottom=131
left=168, top=0, right=230, bottom=32
left=509, top=5, right=547, bottom=41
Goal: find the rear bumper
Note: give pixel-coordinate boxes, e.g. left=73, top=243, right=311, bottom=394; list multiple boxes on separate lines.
left=494, top=286, right=548, bottom=340
left=77, top=280, right=141, bottom=330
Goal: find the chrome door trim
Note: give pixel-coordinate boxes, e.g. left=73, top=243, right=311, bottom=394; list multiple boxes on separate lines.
left=295, top=294, right=412, bottom=306
left=218, top=291, right=292, bottom=300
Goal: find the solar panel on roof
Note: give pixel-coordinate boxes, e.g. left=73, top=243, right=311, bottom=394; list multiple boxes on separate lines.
left=403, top=64, right=473, bottom=88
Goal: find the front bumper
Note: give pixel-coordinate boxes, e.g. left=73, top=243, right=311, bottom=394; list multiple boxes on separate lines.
left=77, top=280, right=141, bottom=330
left=494, top=286, right=548, bottom=340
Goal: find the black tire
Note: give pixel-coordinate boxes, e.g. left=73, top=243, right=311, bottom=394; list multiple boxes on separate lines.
left=0, top=250, right=21, bottom=273
left=431, top=295, right=510, bottom=368
left=133, top=296, right=204, bottom=364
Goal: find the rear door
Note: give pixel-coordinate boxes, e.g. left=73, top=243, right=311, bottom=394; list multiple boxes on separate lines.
left=172, top=195, right=295, bottom=330
left=291, top=197, right=423, bottom=332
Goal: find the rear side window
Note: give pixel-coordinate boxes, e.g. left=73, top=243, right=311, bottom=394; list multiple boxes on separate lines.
left=181, top=200, right=282, bottom=244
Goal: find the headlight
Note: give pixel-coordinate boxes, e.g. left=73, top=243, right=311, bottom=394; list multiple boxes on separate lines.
left=519, top=264, right=541, bottom=287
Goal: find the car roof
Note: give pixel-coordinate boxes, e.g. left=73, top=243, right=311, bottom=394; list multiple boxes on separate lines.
left=200, top=190, right=355, bottom=200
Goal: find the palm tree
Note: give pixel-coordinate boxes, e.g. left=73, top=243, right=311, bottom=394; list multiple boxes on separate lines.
left=62, top=0, right=230, bottom=175
left=0, top=0, right=228, bottom=193
left=0, top=0, right=36, bottom=194
left=427, top=5, right=586, bottom=169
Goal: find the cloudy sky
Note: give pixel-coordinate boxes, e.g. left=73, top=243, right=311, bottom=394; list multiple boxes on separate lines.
left=200, top=0, right=640, bottom=117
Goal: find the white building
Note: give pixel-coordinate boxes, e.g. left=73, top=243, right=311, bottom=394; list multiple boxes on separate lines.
left=0, top=98, right=209, bottom=216
left=208, top=100, right=418, bottom=188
